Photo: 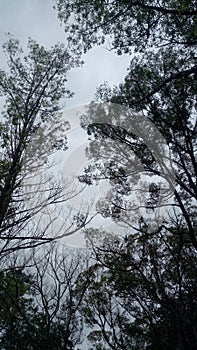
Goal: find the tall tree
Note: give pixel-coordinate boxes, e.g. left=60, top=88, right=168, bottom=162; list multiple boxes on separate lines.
left=54, top=2, right=197, bottom=348
left=0, top=36, right=88, bottom=257
left=79, top=75, right=197, bottom=247
left=55, top=0, right=197, bottom=248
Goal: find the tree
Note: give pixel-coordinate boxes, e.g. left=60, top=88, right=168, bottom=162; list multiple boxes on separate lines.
left=79, top=86, right=197, bottom=246
left=55, top=0, right=197, bottom=248
left=53, top=2, right=197, bottom=348
left=77, top=228, right=197, bottom=349
left=55, top=0, right=197, bottom=54
left=0, top=36, right=89, bottom=257
left=0, top=269, right=34, bottom=349
left=0, top=245, right=90, bottom=349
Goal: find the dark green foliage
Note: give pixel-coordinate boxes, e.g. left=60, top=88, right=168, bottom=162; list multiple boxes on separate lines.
left=55, top=2, right=197, bottom=348
left=55, top=0, right=197, bottom=54
left=0, top=254, right=84, bottom=350
left=78, top=230, right=197, bottom=349
left=58, top=0, right=197, bottom=248
left=0, top=1, right=196, bottom=349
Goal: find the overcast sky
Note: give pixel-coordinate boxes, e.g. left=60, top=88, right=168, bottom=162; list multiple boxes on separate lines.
left=0, top=0, right=130, bottom=107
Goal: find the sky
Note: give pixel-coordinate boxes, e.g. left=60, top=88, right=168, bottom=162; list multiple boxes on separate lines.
left=0, top=0, right=130, bottom=247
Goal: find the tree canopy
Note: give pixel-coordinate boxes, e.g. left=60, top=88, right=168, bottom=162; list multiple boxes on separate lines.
left=54, top=1, right=197, bottom=347
left=0, top=36, right=88, bottom=257
left=56, top=0, right=197, bottom=248
left=0, top=246, right=88, bottom=350
left=78, top=227, right=197, bottom=349
left=56, top=0, right=197, bottom=54
left=0, top=1, right=197, bottom=349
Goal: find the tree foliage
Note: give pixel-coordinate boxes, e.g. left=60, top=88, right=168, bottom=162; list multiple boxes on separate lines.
left=56, top=0, right=197, bottom=54
left=78, top=229, right=197, bottom=349
left=0, top=36, right=87, bottom=257
left=0, top=247, right=88, bottom=350
left=54, top=1, right=197, bottom=348
left=56, top=0, right=197, bottom=248
left=0, top=1, right=197, bottom=349
left=79, top=63, right=197, bottom=245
